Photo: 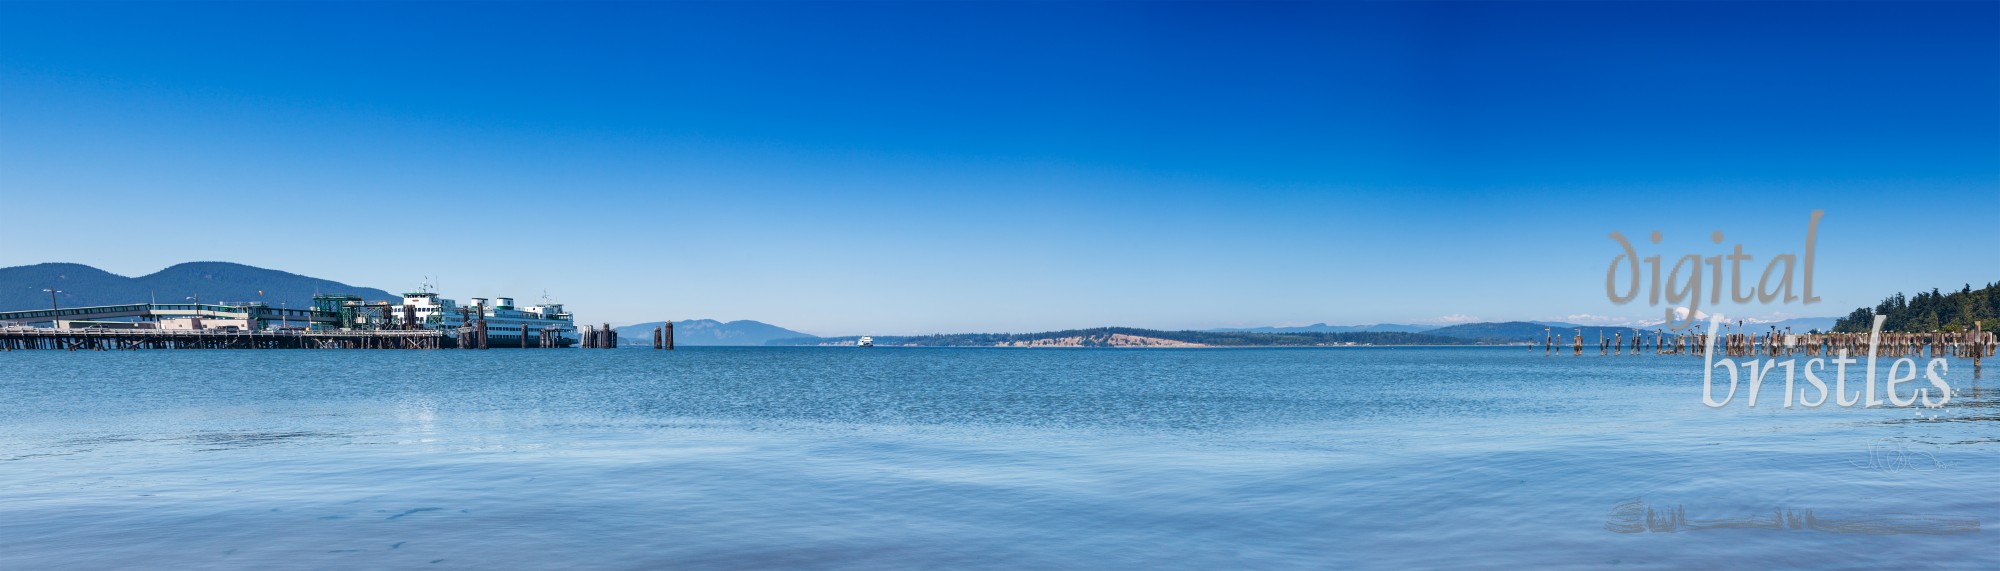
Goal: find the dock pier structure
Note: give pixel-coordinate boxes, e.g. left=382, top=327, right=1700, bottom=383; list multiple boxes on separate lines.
left=0, top=328, right=446, bottom=350
left=1525, top=322, right=1995, bottom=369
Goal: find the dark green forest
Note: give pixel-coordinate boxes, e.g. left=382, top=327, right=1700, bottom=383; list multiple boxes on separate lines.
left=1832, top=281, right=2000, bottom=333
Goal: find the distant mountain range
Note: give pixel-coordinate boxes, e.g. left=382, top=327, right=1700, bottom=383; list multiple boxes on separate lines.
left=615, top=319, right=818, bottom=346
left=1206, top=321, right=1647, bottom=341
left=791, top=320, right=1824, bottom=348
left=767, top=327, right=1488, bottom=347
left=0, top=262, right=397, bottom=312
left=1212, top=317, right=1843, bottom=339
left=1208, top=323, right=1433, bottom=333
left=1422, top=321, right=1641, bottom=341
left=1744, top=317, right=1839, bottom=333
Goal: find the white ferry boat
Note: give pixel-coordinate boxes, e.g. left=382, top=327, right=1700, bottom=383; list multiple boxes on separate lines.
left=858, top=336, right=874, bottom=347
left=316, top=285, right=578, bottom=348
left=403, top=292, right=578, bottom=348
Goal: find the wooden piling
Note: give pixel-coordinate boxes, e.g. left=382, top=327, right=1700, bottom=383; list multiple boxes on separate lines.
left=1975, top=321, right=1984, bottom=375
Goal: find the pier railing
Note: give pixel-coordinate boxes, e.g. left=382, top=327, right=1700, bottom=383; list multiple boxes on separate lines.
left=0, top=303, right=338, bottom=325
left=0, top=328, right=447, bottom=350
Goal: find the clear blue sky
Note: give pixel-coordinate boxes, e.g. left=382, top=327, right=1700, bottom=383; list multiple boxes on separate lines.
left=2, top=1, right=1995, bottom=335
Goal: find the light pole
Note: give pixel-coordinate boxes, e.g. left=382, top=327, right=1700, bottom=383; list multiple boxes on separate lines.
left=43, top=288, right=62, bottom=328
left=187, top=295, right=202, bottom=330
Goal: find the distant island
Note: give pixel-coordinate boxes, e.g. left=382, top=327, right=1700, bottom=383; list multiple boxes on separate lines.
left=763, top=318, right=1903, bottom=348
left=763, top=322, right=1662, bottom=347
left=1206, top=323, right=1434, bottom=334
left=768, top=327, right=1492, bottom=347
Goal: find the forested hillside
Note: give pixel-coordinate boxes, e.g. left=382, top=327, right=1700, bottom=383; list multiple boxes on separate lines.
left=1832, top=282, right=2000, bottom=333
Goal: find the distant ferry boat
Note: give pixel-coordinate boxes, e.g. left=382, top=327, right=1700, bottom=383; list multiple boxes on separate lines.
left=858, top=336, right=874, bottom=347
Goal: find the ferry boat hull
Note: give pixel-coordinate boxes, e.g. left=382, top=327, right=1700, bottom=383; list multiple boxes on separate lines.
left=460, top=331, right=576, bottom=349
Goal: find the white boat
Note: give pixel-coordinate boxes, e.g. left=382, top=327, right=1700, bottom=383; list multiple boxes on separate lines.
left=316, top=285, right=578, bottom=348
left=858, top=336, right=874, bottom=347
left=422, top=294, right=578, bottom=348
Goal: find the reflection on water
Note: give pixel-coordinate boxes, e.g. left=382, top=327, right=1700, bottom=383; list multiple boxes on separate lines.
left=0, top=348, right=1994, bottom=569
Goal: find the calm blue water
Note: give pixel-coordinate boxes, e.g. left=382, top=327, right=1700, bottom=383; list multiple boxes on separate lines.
left=1, top=347, right=1994, bottom=569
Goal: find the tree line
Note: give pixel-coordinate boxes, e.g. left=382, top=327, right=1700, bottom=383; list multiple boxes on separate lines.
left=1832, top=281, right=2000, bottom=333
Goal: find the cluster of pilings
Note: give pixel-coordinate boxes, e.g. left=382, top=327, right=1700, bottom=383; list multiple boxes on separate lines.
left=0, top=328, right=447, bottom=350
left=1535, top=322, right=1993, bottom=367
left=456, top=317, right=491, bottom=350
left=580, top=323, right=618, bottom=349
left=652, top=321, right=675, bottom=350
